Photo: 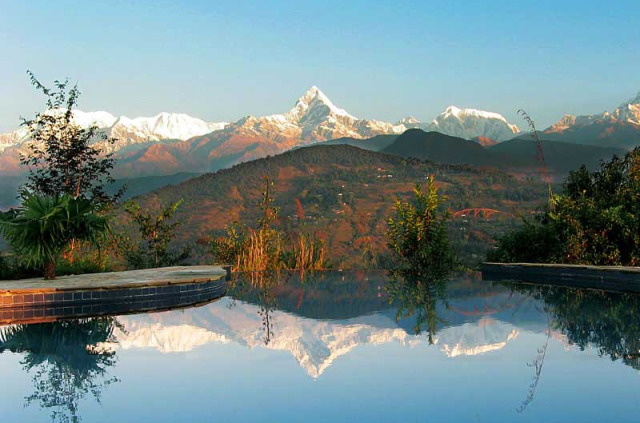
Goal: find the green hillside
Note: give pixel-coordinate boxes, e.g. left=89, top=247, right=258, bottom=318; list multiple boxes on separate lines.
left=122, top=144, right=549, bottom=268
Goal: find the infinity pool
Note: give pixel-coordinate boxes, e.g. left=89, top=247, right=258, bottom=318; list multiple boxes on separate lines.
left=1, top=271, right=638, bottom=422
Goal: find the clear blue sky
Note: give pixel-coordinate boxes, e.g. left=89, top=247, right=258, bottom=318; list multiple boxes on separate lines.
left=1, top=0, right=639, bottom=132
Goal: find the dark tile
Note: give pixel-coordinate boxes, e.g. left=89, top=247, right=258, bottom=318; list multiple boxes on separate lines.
left=23, top=294, right=33, bottom=304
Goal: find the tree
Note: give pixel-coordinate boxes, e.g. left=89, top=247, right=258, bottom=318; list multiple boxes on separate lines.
left=0, top=194, right=110, bottom=280
left=489, top=148, right=640, bottom=265
left=386, top=175, right=456, bottom=277
left=19, top=71, right=124, bottom=207
left=123, top=199, right=185, bottom=268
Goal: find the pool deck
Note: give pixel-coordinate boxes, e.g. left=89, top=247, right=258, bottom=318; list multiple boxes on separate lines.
left=0, top=266, right=229, bottom=310
left=482, top=262, right=640, bottom=293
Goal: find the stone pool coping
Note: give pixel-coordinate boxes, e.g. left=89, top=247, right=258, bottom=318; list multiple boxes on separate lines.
left=0, top=266, right=228, bottom=309
left=482, top=262, right=640, bottom=293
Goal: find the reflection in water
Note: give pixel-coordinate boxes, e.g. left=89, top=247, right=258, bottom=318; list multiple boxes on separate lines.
left=511, top=284, right=640, bottom=412
left=513, top=284, right=640, bottom=370
left=517, top=318, right=551, bottom=413
left=227, top=272, right=279, bottom=345
left=1, top=273, right=639, bottom=422
left=386, top=269, right=449, bottom=343
left=0, top=318, right=122, bottom=423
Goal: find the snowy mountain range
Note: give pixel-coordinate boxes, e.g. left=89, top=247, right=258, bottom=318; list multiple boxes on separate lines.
left=0, top=87, right=519, bottom=176
left=2, top=86, right=640, bottom=177
left=396, top=106, right=520, bottom=145
left=0, top=110, right=228, bottom=155
left=541, top=91, right=640, bottom=149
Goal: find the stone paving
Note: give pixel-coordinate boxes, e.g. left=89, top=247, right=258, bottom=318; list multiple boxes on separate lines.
left=0, top=265, right=227, bottom=293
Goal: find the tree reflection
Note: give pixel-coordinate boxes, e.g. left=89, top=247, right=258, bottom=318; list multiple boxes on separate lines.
left=522, top=286, right=640, bottom=370
left=228, top=272, right=279, bottom=345
left=386, top=268, right=449, bottom=344
left=0, top=317, right=122, bottom=423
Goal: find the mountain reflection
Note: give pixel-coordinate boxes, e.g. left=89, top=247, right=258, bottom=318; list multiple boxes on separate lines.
left=0, top=318, right=122, bottom=423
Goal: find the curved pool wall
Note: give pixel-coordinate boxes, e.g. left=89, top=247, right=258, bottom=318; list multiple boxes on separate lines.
left=0, top=266, right=228, bottom=325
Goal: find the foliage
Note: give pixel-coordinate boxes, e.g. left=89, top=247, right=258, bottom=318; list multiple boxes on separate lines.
left=127, top=144, right=549, bottom=268
left=0, top=254, right=40, bottom=280
left=386, top=175, right=456, bottom=276
left=0, top=194, right=110, bottom=279
left=489, top=148, right=640, bottom=265
left=211, top=176, right=330, bottom=272
left=19, top=71, right=124, bottom=208
left=281, top=232, right=329, bottom=272
left=210, top=221, right=248, bottom=265
left=122, top=199, right=188, bottom=268
left=212, top=176, right=284, bottom=271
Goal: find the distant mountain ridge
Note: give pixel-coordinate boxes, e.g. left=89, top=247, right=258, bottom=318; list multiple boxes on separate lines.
left=371, top=129, right=624, bottom=175
left=0, top=86, right=521, bottom=177
left=2, top=86, right=640, bottom=178
left=397, top=106, right=520, bottom=143
left=542, top=91, right=640, bottom=149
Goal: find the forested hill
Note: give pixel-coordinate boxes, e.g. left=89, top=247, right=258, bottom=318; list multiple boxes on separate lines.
left=379, top=129, right=624, bottom=175
left=124, top=144, right=549, bottom=267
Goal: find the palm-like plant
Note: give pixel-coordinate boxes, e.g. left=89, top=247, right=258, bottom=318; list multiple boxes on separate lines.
left=0, top=194, right=110, bottom=280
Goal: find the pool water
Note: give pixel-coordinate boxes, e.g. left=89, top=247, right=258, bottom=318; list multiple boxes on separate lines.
left=0, top=271, right=638, bottom=422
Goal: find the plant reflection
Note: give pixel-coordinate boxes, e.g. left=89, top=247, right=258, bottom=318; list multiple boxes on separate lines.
left=228, top=271, right=279, bottom=345
left=512, top=284, right=640, bottom=412
left=0, top=317, right=122, bottom=423
left=386, top=268, right=449, bottom=344
left=516, top=285, right=640, bottom=370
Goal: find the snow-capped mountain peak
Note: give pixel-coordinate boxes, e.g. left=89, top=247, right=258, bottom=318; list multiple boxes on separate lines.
left=621, top=91, right=640, bottom=107
left=428, top=106, right=520, bottom=142
left=286, top=86, right=355, bottom=122
left=0, top=110, right=228, bottom=155
left=396, top=116, right=421, bottom=126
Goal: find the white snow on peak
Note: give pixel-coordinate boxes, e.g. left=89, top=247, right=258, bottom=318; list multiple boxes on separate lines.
left=396, top=116, right=421, bottom=126
left=286, top=86, right=354, bottom=120
left=0, top=110, right=229, bottom=154
left=428, top=106, right=520, bottom=142
left=70, top=110, right=118, bottom=128
left=547, top=89, right=640, bottom=132
left=621, top=91, right=640, bottom=107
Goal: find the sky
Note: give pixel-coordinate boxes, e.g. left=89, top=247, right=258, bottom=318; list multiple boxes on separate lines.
left=1, top=0, right=639, bottom=132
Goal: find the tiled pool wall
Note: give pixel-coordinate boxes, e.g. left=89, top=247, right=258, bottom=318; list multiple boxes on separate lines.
left=0, top=278, right=226, bottom=323
left=482, top=263, right=640, bottom=293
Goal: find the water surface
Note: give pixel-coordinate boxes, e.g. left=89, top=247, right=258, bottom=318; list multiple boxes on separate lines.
left=0, top=271, right=638, bottom=422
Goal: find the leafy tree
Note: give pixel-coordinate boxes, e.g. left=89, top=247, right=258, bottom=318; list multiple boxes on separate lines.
left=19, top=71, right=124, bottom=207
left=0, top=194, right=110, bottom=280
left=386, top=175, right=456, bottom=277
left=490, top=148, right=640, bottom=265
left=123, top=199, right=187, bottom=268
